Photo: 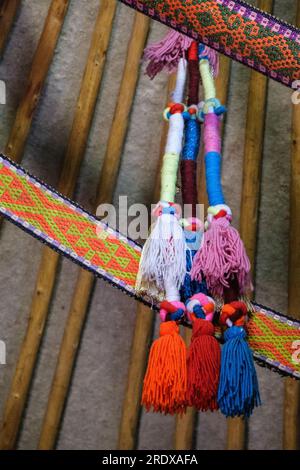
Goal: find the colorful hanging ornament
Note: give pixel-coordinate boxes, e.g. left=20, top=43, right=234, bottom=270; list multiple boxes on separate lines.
left=178, top=43, right=259, bottom=415
left=136, top=57, right=188, bottom=299
left=186, top=293, right=221, bottom=412
left=218, top=301, right=261, bottom=417
left=180, top=41, right=206, bottom=303
left=176, top=42, right=221, bottom=412
left=140, top=57, right=188, bottom=414
left=191, top=44, right=252, bottom=298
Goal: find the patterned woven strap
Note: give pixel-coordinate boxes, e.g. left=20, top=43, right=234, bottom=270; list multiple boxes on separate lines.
left=0, top=154, right=299, bottom=379
left=119, top=0, right=300, bottom=88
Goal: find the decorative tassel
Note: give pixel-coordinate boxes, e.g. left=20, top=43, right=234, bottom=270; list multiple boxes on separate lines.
left=136, top=204, right=186, bottom=296
left=141, top=57, right=189, bottom=415
left=143, top=30, right=193, bottom=79
left=191, top=46, right=252, bottom=297
left=191, top=205, right=252, bottom=297
left=185, top=294, right=220, bottom=411
left=142, top=304, right=187, bottom=414
left=217, top=301, right=261, bottom=418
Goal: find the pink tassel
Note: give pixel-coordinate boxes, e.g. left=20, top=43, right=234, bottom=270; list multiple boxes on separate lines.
left=144, top=30, right=193, bottom=79
left=191, top=217, right=252, bottom=297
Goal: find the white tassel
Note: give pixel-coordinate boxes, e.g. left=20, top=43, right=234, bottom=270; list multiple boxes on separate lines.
left=137, top=213, right=186, bottom=294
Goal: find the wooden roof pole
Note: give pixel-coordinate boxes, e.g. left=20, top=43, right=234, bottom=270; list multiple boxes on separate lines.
left=0, top=0, right=117, bottom=450
left=283, top=0, right=300, bottom=451
left=38, top=12, right=150, bottom=450
left=118, top=74, right=177, bottom=450
left=4, top=0, right=70, bottom=162
left=0, top=0, right=21, bottom=57
left=226, top=0, right=273, bottom=451
left=174, top=54, right=231, bottom=450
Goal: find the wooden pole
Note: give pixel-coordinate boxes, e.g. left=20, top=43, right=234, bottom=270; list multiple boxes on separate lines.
left=226, top=0, right=273, bottom=451
left=4, top=0, right=70, bottom=162
left=0, top=0, right=117, bottom=450
left=118, top=74, right=176, bottom=450
left=283, top=0, right=300, bottom=451
left=95, top=14, right=150, bottom=206
left=174, top=54, right=231, bottom=450
left=238, top=0, right=273, bottom=270
left=38, top=269, right=95, bottom=450
left=38, top=12, right=150, bottom=450
left=0, top=0, right=21, bottom=57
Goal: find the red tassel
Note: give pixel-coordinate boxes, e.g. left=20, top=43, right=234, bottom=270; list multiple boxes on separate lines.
left=142, top=321, right=187, bottom=415
left=186, top=319, right=220, bottom=411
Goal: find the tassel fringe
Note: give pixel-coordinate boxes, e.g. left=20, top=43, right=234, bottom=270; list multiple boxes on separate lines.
left=191, top=217, right=252, bottom=297
left=187, top=319, right=220, bottom=411
left=136, top=213, right=186, bottom=295
left=218, top=326, right=261, bottom=417
left=144, top=30, right=193, bottom=79
left=142, top=321, right=187, bottom=414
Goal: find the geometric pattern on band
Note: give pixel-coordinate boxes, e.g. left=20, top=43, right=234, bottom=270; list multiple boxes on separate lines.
left=119, top=0, right=300, bottom=88
left=249, top=305, right=300, bottom=379
left=0, top=155, right=141, bottom=294
left=0, top=154, right=299, bottom=379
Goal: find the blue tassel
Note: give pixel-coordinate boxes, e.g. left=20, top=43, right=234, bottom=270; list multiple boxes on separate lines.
left=180, top=248, right=208, bottom=303
left=218, top=326, right=261, bottom=418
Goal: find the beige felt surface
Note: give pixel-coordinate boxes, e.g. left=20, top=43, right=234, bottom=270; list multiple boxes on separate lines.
left=0, top=0, right=297, bottom=450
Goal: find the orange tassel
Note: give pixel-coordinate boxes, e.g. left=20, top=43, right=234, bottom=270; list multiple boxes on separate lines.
left=142, top=321, right=187, bottom=415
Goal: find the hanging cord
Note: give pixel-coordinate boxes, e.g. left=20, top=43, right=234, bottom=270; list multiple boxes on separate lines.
left=180, top=41, right=199, bottom=216
left=141, top=58, right=189, bottom=415
left=191, top=45, right=252, bottom=298
left=181, top=44, right=221, bottom=412
left=185, top=45, right=259, bottom=416
left=179, top=41, right=206, bottom=303
left=136, top=58, right=188, bottom=299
